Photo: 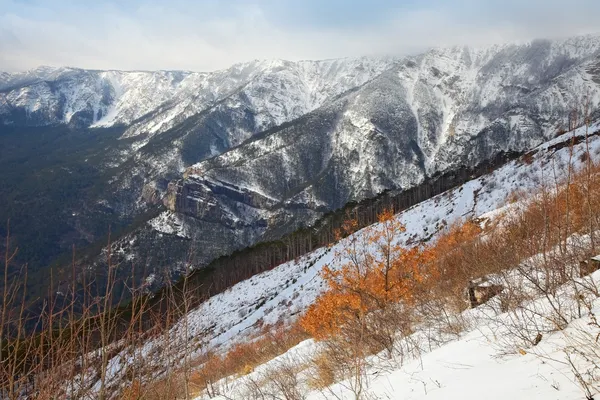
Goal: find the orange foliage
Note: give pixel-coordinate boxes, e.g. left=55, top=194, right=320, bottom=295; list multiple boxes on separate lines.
left=434, top=220, right=482, bottom=252
left=432, top=221, right=482, bottom=280
left=426, top=220, right=485, bottom=305
left=191, top=322, right=309, bottom=390
left=301, top=208, right=437, bottom=339
left=302, top=157, right=600, bottom=340
left=121, top=380, right=141, bottom=400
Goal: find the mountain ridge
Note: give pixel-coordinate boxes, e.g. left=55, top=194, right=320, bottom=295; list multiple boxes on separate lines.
left=2, top=34, right=600, bottom=294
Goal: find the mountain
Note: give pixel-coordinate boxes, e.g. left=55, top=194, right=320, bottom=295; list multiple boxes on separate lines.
left=150, top=35, right=600, bottom=275
left=0, top=59, right=395, bottom=136
left=0, top=58, right=395, bottom=280
left=1, top=35, right=600, bottom=290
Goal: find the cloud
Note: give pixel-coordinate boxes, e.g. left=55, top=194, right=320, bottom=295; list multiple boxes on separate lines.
left=0, top=0, right=599, bottom=72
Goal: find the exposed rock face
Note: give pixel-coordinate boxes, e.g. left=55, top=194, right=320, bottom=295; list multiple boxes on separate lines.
left=163, top=177, right=274, bottom=227
left=466, top=280, right=504, bottom=308
left=141, top=183, right=161, bottom=205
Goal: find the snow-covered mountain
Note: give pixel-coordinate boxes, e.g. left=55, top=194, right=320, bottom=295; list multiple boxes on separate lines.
left=5, top=35, right=600, bottom=396
left=0, top=58, right=395, bottom=138
left=170, top=120, right=600, bottom=352
left=147, top=35, right=600, bottom=274
left=2, top=35, right=600, bottom=285
left=0, top=56, right=397, bottom=273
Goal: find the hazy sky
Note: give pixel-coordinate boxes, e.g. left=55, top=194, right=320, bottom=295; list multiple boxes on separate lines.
left=1, top=0, right=599, bottom=72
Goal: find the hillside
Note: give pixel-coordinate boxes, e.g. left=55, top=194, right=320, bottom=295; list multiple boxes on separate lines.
left=183, top=120, right=600, bottom=400
left=4, top=2, right=600, bottom=398
left=62, top=119, right=599, bottom=398
left=159, top=120, right=600, bottom=353
left=99, top=35, right=600, bottom=294
left=200, top=272, right=600, bottom=400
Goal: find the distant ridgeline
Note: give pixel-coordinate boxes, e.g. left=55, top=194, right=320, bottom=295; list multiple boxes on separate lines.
left=149, top=148, right=527, bottom=314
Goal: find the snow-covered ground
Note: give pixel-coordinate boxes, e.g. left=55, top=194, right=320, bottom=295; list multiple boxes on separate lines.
left=88, top=121, right=600, bottom=395
left=202, top=267, right=600, bottom=400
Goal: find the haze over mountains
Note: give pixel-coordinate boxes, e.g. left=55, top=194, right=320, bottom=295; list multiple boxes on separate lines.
left=1, top=34, right=600, bottom=288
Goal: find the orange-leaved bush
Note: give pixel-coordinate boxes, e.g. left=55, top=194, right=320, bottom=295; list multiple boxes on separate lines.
left=301, top=208, right=436, bottom=340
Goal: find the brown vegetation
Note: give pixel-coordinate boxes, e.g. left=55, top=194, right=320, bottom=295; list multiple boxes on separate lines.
left=287, top=127, right=600, bottom=399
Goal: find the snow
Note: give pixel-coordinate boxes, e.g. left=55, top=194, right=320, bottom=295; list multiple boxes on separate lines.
left=148, top=210, right=190, bottom=238
left=197, top=267, right=600, bottom=400
left=177, top=34, right=600, bottom=227
left=161, top=121, right=600, bottom=358
left=339, top=289, right=599, bottom=400
left=119, top=57, right=396, bottom=145
left=5, top=35, right=599, bottom=150
left=13, top=35, right=599, bottom=395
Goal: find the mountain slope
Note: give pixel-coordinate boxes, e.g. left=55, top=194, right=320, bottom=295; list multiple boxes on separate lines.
left=201, top=274, right=600, bottom=400
left=2, top=35, right=600, bottom=293
left=0, top=58, right=396, bottom=275
left=144, top=36, right=600, bottom=277
left=0, top=58, right=395, bottom=137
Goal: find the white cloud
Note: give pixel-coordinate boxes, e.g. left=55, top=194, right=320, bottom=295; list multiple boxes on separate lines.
left=0, top=0, right=598, bottom=72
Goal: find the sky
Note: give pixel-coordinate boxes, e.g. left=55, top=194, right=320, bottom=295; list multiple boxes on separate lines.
left=1, top=0, right=599, bottom=72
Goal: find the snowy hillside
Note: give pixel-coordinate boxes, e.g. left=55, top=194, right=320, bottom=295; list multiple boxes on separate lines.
left=170, top=121, right=600, bottom=354
left=186, top=35, right=600, bottom=200
left=183, top=121, right=600, bottom=400
left=0, top=67, right=193, bottom=127
left=122, top=57, right=397, bottom=145
left=0, top=58, right=395, bottom=139
left=2, top=35, right=600, bottom=334
left=200, top=271, right=600, bottom=400
left=81, top=119, right=600, bottom=398
left=3, top=35, right=600, bottom=281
